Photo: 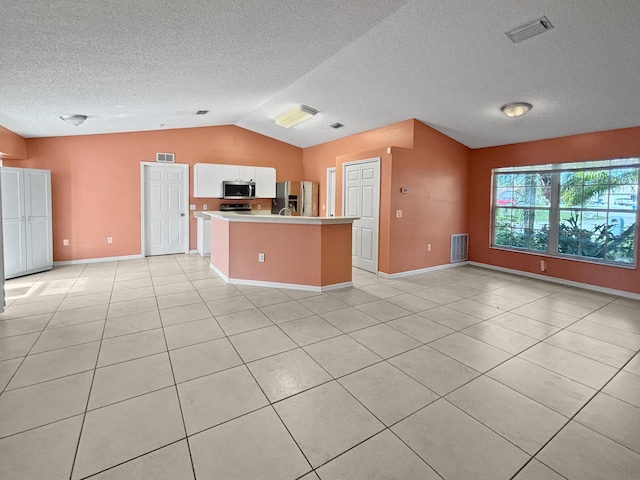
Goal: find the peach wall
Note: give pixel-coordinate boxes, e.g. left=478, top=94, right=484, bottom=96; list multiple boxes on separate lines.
left=405, top=121, right=469, bottom=271
left=214, top=221, right=352, bottom=287
left=301, top=119, right=469, bottom=275
left=0, top=126, right=27, bottom=160
left=209, top=217, right=230, bottom=277
left=468, top=126, right=640, bottom=294
left=302, top=119, right=415, bottom=215
left=321, top=225, right=353, bottom=285
left=18, top=126, right=302, bottom=261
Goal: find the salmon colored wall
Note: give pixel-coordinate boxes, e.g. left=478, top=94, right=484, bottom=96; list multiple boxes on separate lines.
left=0, top=126, right=27, bottom=160
left=209, top=217, right=230, bottom=276
left=18, top=126, right=302, bottom=261
left=301, top=119, right=469, bottom=275
left=404, top=121, right=469, bottom=272
left=215, top=221, right=352, bottom=287
left=468, top=126, right=640, bottom=294
left=321, top=224, right=352, bottom=285
left=302, top=119, right=415, bottom=216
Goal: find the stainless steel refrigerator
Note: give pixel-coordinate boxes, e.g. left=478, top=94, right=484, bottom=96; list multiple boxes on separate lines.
left=271, top=181, right=319, bottom=216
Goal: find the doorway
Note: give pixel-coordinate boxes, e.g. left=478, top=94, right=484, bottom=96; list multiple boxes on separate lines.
left=326, top=167, right=336, bottom=217
left=343, top=158, right=380, bottom=273
left=140, top=162, right=189, bottom=256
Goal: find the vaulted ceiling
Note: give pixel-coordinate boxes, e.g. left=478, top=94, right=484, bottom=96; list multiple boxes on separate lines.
left=2, top=0, right=639, bottom=148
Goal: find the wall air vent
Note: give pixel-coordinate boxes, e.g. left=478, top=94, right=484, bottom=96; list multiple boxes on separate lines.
left=451, top=234, right=468, bottom=263
left=329, top=122, right=345, bottom=129
left=196, top=110, right=209, bottom=115
left=506, top=16, right=553, bottom=43
left=156, top=152, right=175, bottom=163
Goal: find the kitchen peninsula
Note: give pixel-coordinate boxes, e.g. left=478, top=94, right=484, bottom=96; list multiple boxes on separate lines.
left=203, top=211, right=359, bottom=291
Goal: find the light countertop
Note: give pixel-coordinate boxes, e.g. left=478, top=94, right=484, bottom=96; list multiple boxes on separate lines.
left=201, top=210, right=359, bottom=225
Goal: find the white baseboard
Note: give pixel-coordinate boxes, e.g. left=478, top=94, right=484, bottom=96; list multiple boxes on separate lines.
left=209, top=263, right=352, bottom=292
left=377, top=262, right=468, bottom=279
left=54, top=254, right=144, bottom=266
left=468, top=261, right=640, bottom=300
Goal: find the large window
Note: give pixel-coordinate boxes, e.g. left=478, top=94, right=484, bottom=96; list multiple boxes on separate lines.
left=492, top=158, right=639, bottom=266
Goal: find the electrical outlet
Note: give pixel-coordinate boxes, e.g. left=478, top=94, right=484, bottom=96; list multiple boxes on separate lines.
left=189, top=204, right=196, bottom=211
left=203, top=204, right=208, bottom=210
left=395, top=210, right=403, bottom=218
left=258, top=253, right=265, bottom=263
left=107, top=237, right=113, bottom=244
left=63, top=239, right=69, bottom=246
left=427, top=244, right=432, bottom=252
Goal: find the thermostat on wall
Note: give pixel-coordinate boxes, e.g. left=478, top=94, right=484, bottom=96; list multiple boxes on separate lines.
left=400, top=187, right=409, bottom=194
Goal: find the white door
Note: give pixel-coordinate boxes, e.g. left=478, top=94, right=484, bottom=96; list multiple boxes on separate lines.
left=1, top=167, right=27, bottom=277
left=143, top=164, right=188, bottom=256
left=343, top=158, right=380, bottom=273
left=24, top=169, right=52, bottom=271
left=0, top=168, right=4, bottom=312
left=326, top=167, right=336, bottom=217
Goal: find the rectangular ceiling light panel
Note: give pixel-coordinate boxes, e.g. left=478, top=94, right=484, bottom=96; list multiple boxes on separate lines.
left=275, top=104, right=319, bottom=128
left=506, top=16, right=553, bottom=43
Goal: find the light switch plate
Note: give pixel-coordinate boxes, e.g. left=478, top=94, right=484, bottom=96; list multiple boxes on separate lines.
left=189, top=204, right=196, bottom=211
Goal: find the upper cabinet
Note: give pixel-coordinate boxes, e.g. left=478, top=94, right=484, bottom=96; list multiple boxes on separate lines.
left=193, top=163, right=223, bottom=198
left=255, top=167, right=276, bottom=198
left=193, top=163, right=276, bottom=198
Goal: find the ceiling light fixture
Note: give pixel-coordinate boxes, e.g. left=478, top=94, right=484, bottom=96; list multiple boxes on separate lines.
left=275, top=104, right=319, bottom=128
left=60, top=114, right=88, bottom=126
left=501, top=102, right=532, bottom=118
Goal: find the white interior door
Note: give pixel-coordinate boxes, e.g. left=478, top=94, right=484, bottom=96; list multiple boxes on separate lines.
left=24, top=169, right=52, bottom=270
left=1, top=167, right=27, bottom=277
left=343, top=158, right=380, bottom=273
left=326, top=167, right=336, bottom=217
left=0, top=167, right=6, bottom=310
left=143, top=164, right=188, bottom=256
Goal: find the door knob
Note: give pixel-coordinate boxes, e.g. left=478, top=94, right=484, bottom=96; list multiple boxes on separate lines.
left=181, top=213, right=185, bottom=217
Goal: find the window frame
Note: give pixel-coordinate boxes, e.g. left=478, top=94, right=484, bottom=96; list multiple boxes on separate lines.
left=491, top=159, right=639, bottom=268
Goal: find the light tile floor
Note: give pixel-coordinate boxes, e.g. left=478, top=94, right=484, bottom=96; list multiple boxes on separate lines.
left=1, top=254, right=640, bottom=479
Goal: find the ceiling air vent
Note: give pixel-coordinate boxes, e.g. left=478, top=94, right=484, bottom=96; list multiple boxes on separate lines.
left=329, top=122, right=345, bottom=129
left=156, top=152, right=175, bottom=163
left=196, top=110, right=209, bottom=115
left=506, top=16, right=553, bottom=43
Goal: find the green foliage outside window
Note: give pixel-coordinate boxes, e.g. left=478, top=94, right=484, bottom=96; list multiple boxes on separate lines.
left=493, top=163, right=638, bottom=266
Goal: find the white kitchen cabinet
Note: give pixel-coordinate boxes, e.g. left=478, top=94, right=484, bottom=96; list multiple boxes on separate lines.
left=196, top=216, right=211, bottom=256
left=255, top=167, right=276, bottom=198
left=193, top=163, right=223, bottom=198
left=193, top=163, right=276, bottom=198
left=238, top=166, right=256, bottom=181
left=1, top=167, right=53, bottom=279
left=222, top=165, right=255, bottom=182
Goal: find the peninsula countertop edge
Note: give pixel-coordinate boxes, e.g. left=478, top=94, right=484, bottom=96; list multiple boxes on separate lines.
left=202, top=211, right=359, bottom=225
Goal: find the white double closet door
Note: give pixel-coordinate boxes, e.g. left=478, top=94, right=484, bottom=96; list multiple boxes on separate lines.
left=1, top=167, right=53, bottom=279
left=343, top=158, right=380, bottom=273
left=142, top=163, right=188, bottom=256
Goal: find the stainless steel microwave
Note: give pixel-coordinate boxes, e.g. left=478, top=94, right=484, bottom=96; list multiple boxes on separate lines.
left=222, top=181, right=256, bottom=200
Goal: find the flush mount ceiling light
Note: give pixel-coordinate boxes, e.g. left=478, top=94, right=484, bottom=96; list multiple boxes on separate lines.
left=60, top=114, right=88, bottom=126
left=275, top=104, right=319, bottom=128
left=501, top=102, right=532, bottom=118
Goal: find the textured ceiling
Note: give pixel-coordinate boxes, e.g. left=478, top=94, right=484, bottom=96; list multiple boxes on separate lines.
left=1, top=0, right=639, bottom=148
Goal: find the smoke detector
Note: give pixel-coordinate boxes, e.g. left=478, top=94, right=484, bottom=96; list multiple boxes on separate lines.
left=506, top=16, right=553, bottom=43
